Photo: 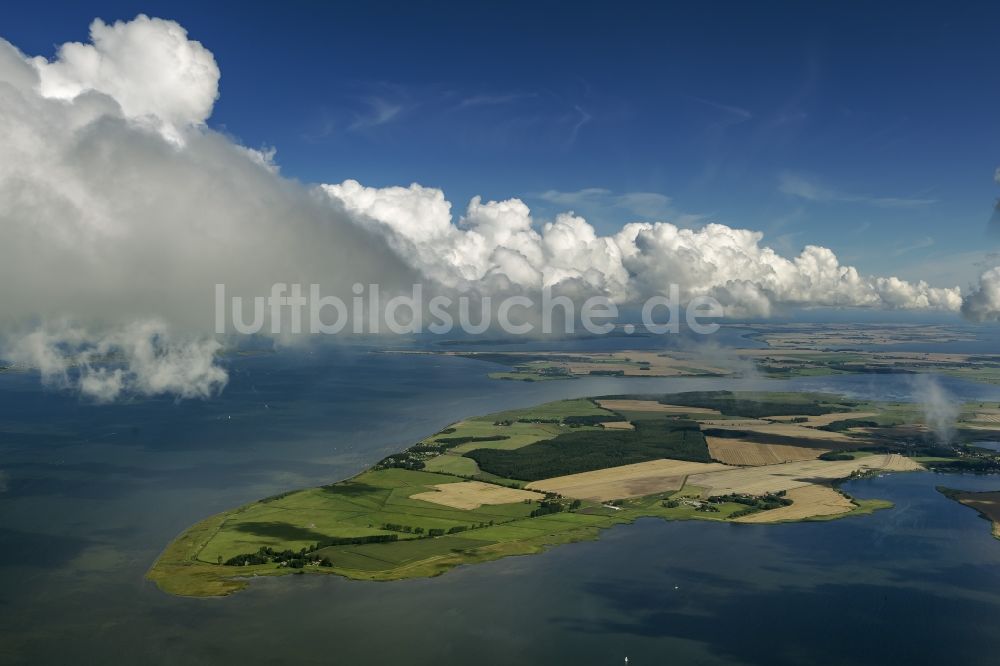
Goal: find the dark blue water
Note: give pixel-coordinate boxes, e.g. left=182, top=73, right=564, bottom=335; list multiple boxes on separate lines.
left=2, top=346, right=1000, bottom=665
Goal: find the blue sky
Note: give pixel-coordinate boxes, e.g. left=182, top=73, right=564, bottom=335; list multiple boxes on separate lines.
left=6, top=1, right=999, bottom=287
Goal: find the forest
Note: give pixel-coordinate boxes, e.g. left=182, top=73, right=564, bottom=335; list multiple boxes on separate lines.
left=466, top=419, right=710, bottom=480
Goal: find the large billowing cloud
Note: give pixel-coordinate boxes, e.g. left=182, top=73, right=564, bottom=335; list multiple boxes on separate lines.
left=324, top=180, right=962, bottom=317
left=0, top=15, right=970, bottom=401
left=961, top=267, right=1000, bottom=322
left=0, top=16, right=413, bottom=401
left=28, top=15, right=219, bottom=144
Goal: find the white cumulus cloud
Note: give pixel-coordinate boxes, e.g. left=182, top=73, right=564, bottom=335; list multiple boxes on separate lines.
left=324, top=180, right=962, bottom=317
left=5, top=320, right=228, bottom=402
left=29, top=15, right=219, bottom=143
left=961, top=267, right=1000, bottom=322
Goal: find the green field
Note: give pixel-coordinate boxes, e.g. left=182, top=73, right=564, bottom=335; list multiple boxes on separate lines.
left=196, top=468, right=538, bottom=564
left=422, top=454, right=481, bottom=475
left=418, top=398, right=609, bottom=454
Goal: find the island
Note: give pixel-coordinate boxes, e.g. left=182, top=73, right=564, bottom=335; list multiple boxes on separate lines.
left=406, top=324, right=1000, bottom=384
left=148, top=390, right=1000, bottom=597
left=423, top=346, right=1000, bottom=384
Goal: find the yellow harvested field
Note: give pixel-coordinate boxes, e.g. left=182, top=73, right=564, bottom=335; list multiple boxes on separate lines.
left=687, top=454, right=922, bottom=496
left=706, top=437, right=824, bottom=466
left=697, top=422, right=857, bottom=443
left=973, top=413, right=1000, bottom=424
left=600, top=421, right=635, bottom=430
left=598, top=399, right=721, bottom=415
left=409, top=481, right=544, bottom=510
left=526, top=459, right=729, bottom=502
left=734, top=485, right=854, bottom=523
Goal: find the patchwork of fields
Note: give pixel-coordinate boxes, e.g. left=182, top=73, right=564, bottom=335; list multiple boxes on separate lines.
left=150, top=390, right=942, bottom=597
left=685, top=454, right=922, bottom=496
left=194, top=468, right=539, bottom=565
left=440, top=350, right=732, bottom=380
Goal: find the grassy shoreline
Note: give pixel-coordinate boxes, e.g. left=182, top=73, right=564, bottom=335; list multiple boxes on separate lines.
left=147, top=474, right=898, bottom=597
left=937, top=487, right=1000, bottom=540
